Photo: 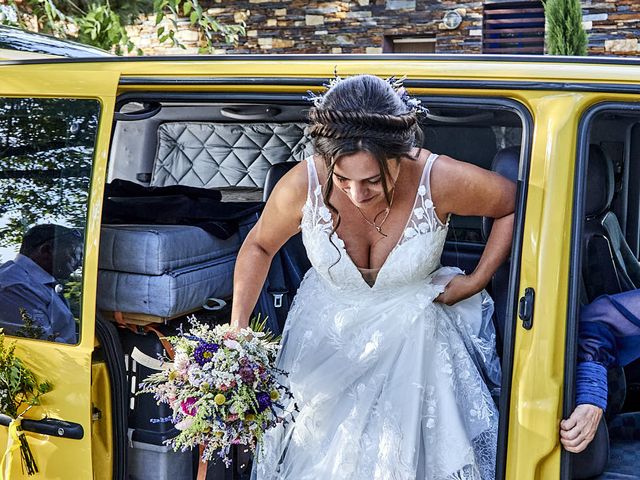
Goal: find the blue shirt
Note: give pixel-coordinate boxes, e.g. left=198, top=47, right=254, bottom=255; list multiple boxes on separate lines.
left=577, top=290, right=640, bottom=410
left=0, top=254, right=76, bottom=343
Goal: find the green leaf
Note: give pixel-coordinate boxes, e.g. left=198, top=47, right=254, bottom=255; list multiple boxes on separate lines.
left=183, top=2, right=192, bottom=15
left=190, top=11, right=198, bottom=25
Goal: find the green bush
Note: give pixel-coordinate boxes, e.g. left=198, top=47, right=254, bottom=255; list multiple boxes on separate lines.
left=0, top=0, right=244, bottom=55
left=544, top=0, right=588, bottom=56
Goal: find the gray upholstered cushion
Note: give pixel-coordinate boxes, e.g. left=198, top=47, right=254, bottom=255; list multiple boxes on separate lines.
left=152, top=122, right=313, bottom=189
left=97, top=255, right=235, bottom=317
left=99, top=224, right=241, bottom=275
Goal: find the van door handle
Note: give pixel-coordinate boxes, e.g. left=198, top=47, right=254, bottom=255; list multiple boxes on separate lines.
left=0, top=414, right=84, bottom=440
left=220, top=106, right=281, bottom=120
left=518, top=287, right=535, bottom=330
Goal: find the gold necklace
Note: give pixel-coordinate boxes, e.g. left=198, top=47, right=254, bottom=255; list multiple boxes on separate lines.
left=354, top=187, right=396, bottom=237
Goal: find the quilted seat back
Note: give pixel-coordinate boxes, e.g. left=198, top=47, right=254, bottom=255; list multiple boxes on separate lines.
left=152, top=122, right=313, bottom=189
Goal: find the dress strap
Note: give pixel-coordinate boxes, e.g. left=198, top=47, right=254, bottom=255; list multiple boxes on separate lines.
left=423, top=152, right=439, bottom=200
left=302, top=156, right=329, bottom=229
left=305, top=156, right=320, bottom=202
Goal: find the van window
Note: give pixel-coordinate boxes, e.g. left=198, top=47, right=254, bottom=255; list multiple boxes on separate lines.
left=0, top=97, right=99, bottom=344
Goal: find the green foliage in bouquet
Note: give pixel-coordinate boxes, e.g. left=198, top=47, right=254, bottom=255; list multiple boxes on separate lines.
left=0, top=333, right=52, bottom=418
left=0, top=331, right=53, bottom=475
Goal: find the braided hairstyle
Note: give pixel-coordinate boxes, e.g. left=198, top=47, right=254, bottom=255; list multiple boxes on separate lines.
left=308, top=74, right=423, bottom=242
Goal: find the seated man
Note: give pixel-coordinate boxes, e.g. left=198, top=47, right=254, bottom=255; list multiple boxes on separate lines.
left=560, top=290, right=640, bottom=453
left=0, top=224, right=83, bottom=344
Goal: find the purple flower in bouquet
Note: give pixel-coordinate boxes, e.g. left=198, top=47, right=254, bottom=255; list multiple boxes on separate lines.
left=181, top=397, right=198, bottom=416
left=194, top=342, right=219, bottom=366
left=256, top=392, right=272, bottom=412
left=238, top=365, right=255, bottom=384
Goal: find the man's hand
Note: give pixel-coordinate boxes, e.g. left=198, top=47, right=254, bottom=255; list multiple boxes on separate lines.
left=560, top=404, right=604, bottom=453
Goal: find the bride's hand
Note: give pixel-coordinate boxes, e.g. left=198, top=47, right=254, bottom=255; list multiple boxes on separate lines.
left=434, top=274, right=483, bottom=305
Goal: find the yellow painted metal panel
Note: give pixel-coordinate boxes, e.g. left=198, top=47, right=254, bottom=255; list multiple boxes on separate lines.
left=0, top=68, right=117, bottom=478
left=91, top=360, right=113, bottom=480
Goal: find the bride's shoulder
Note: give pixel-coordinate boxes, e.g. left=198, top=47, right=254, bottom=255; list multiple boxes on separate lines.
left=267, top=160, right=309, bottom=206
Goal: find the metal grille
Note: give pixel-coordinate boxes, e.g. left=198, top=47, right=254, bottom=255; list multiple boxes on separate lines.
left=483, top=1, right=545, bottom=54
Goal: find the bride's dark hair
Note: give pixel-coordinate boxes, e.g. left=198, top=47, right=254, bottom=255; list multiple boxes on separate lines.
left=308, top=74, right=423, bottom=238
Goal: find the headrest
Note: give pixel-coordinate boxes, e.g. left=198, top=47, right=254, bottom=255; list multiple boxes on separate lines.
left=482, top=146, right=520, bottom=240
left=263, top=162, right=298, bottom=202
left=585, top=144, right=614, bottom=218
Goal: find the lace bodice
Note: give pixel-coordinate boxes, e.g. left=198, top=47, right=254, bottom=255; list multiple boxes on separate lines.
left=300, top=153, right=449, bottom=294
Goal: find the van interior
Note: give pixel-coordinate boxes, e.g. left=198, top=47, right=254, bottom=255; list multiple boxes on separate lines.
left=569, top=108, right=640, bottom=480
left=90, top=93, right=527, bottom=479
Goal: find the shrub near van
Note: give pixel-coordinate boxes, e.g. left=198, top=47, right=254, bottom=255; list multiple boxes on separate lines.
left=0, top=55, right=638, bottom=479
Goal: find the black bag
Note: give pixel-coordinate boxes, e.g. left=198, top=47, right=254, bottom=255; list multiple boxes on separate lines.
left=103, top=179, right=262, bottom=239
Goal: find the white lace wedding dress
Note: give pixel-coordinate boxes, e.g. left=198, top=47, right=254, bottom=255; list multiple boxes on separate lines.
left=253, top=154, right=502, bottom=480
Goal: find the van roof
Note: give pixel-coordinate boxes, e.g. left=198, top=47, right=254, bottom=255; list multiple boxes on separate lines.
left=3, top=54, right=640, bottom=88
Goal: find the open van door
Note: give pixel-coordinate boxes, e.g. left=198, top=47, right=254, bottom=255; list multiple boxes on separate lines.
left=0, top=63, right=118, bottom=478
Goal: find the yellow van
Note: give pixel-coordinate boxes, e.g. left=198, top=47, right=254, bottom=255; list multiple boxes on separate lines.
left=0, top=54, right=638, bottom=480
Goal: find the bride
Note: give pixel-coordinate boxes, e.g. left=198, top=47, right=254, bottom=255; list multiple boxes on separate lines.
left=231, top=74, right=515, bottom=479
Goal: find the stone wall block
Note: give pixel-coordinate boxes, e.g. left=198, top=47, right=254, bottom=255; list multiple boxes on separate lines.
left=305, top=14, right=325, bottom=26
left=386, top=0, right=416, bottom=10
left=605, top=38, right=638, bottom=52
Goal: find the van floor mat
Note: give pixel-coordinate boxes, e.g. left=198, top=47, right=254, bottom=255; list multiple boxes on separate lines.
left=96, top=314, right=128, bottom=480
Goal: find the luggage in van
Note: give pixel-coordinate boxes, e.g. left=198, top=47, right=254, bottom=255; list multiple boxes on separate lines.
left=118, top=325, right=194, bottom=480
left=97, top=224, right=240, bottom=322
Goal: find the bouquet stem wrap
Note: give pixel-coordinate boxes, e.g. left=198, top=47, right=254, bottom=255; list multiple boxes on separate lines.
left=1, top=417, right=38, bottom=479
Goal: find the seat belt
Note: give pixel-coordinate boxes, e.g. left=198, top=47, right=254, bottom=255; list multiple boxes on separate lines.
left=238, top=212, right=290, bottom=335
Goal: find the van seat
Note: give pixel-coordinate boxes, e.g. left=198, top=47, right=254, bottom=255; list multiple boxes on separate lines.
left=583, top=144, right=640, bottom=302
left=481, top=145, right=520, bottom=356
left=263, top=161, right=311, bottom=293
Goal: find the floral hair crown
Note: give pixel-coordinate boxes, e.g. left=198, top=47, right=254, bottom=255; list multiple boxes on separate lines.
left=307, top=71, right=429, bottom=117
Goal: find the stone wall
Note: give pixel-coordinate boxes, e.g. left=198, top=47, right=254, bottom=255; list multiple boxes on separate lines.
left=127, top=0, right=484, bottom=55
left=583, top=1, right=640, bottom=56
left=125, top=1, right=640, bottom=57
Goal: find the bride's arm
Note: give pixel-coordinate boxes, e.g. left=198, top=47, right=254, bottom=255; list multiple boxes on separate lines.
left=230, top=162, right=308, bottom=328
left=431, top=155, right=516, bottom=305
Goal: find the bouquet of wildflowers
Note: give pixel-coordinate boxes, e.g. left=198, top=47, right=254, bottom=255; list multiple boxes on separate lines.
left=139, top=317, right=295, bottom=466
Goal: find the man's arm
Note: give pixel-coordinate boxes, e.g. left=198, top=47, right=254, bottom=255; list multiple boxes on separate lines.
left=561, top=290, right=640, bottom=452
